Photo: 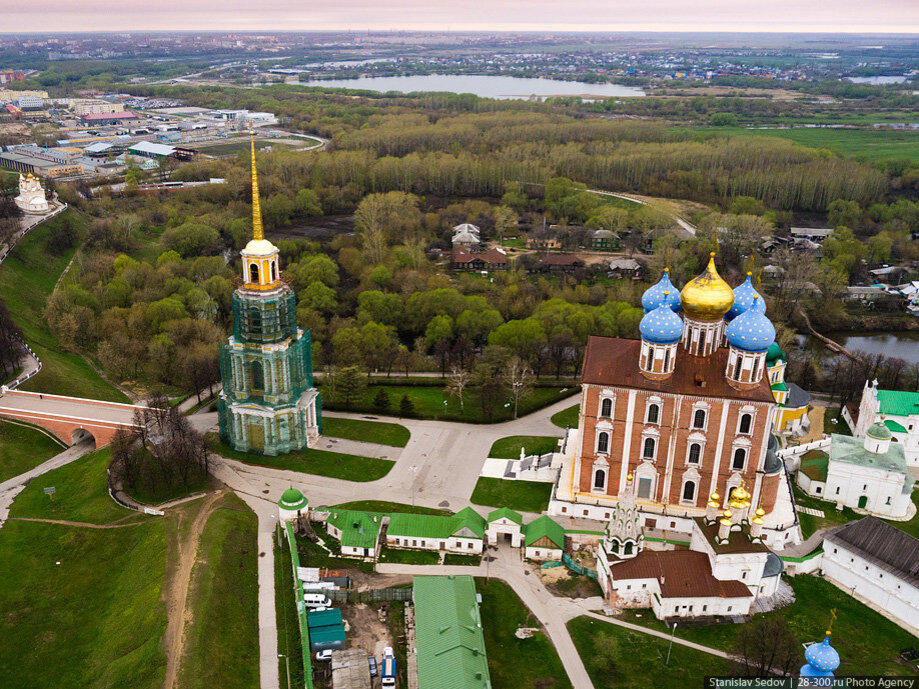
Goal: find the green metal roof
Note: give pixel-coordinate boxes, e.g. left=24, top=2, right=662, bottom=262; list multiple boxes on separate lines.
left=413, top=575, right=491, bottom=689
left=327, top=509, right=382, bottom=549
left=771, top=381, right=788, bottom=393
left=487, top=507, right=523, bottom=525
left=309, top=627, right=346, bottom=644
left=885, top=419, right=908, bottom=434
left=766, top=341, right=786, bottom=364
left=829, top=433, right=908, bottom=475
left=279, top=487, right=308, bottom=510
left=800, top=450, right=829, bottom=483
left=866, top=421, right=893, bottom=440
left=523, top=515, right=565, bottom=549
left=307, top=608, right=343, bottom=629
left=387, top=509, right=486, bottom=540
left=877, top=389, right=919, bottom=418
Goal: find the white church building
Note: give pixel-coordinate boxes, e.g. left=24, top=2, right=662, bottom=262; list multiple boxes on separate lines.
left=14, top=173, right=49, bottom=214
left=853, top=379, right=919, bottom=468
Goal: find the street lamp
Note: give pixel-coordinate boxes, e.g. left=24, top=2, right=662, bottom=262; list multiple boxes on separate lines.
left=278, top=654, right=291, bottom=689
left=665, top=621, right=678, bottom=666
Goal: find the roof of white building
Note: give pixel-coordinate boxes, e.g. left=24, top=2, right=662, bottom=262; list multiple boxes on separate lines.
left=828, top=433, right=908, bottom=475
left=825, top=517, right=919, bottom=588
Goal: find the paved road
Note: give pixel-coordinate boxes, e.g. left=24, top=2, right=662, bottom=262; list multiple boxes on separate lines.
left=0, top=390, right=142, bottom=425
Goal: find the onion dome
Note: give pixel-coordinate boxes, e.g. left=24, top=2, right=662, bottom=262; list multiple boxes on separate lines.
left=802, top=636, right=840, bottom=677
left=641, top=269, right=681, bottom=313
left=866, top=421, right=892, bottom=441
left=639, top=299, right=683, bottom=344
left=680, top=253, right=735, bottom=321
left=725, top=299, right=776, bottom=352
left=728, top=483, right=752, bottom=510
left=765, top=341, right=786, bottom=365
left=725, top=272, right=765, bottom=322
left=278, top=487, right=308, bottom=511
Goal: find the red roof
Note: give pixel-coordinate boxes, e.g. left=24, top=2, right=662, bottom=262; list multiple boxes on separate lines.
left=610, top=550, right=751, bottom=599
left=452, top=246, right=507, bottom=265
left=82, top=112, right=136, bottom=121
left=582, top=336, right=774, bottom=403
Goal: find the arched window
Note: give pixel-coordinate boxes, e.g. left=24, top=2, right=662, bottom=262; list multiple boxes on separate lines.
left=611, top=541, right=620, bottom=554
left=249, top=263, right=259, bottom=284
left=594, top=469, right=606, bottom=490
left=693, top=409, right=706, bottom=429
left=600, top=398, right=613, bottom=417
left=647, top=403, right=660, bottom=424
left=688, top=443, right=701, bottom=465
left=624, top=542, right=633, bottom=555
left=248, top=307, right=262, bottom=336
left=732, top=447, right=746, bottom=471
left=682, top=481, right=696, bottom=502
left=251, top=360, right=264, bottom=391
left=734, top=356, right=743, bottom=379
left=663, top=347, right=670, bottom=371
left=752, top=359, right=760, bottom=381
left=597, top=431, right=609, bottom=454
left=270, top=261, right=277, bottom=280
left=698, top=330, right=706, bottom=354
left=739, top=413, right=752, bottom=434
left=642, top=437, right=656, bottom=460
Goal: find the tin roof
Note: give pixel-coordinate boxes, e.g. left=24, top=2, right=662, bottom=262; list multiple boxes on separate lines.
left=825, top=517, right=919, bottom=588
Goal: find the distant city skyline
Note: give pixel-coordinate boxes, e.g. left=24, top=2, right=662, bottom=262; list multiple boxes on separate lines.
left=2, top=0, right=918, bottom=34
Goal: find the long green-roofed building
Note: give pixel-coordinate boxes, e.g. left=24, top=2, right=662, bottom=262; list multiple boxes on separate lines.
left=412, top=575, right=491, bottom=689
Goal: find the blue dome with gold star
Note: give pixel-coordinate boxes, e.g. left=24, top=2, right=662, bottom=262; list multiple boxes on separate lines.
left=726, top=273, right=766, bottom=322
left=801, top=636, right=840, bottom=678
left=641, top=270, right=681, bottom=313
left=639, top=302, right=683, bottom=344
left=725, top=301, right=775, bottom=352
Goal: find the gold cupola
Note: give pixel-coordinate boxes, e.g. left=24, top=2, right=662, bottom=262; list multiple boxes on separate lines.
left=680, top=252, right=735, bottom=322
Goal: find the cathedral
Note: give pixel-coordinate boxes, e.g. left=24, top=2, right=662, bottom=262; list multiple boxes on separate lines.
left=217, top=134, right=321, bottom=455
left=551, top=254, right=800, bottom=549
left=15, top=173, right=49, bottom=213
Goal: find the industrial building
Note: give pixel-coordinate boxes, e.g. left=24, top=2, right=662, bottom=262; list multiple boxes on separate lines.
left=80, top=111, right=137, bottom=126
left=0, top=149, right=83, bottom=178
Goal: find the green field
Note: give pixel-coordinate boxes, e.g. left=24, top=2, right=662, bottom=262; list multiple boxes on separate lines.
left=176, top=492, right=259, bottom=689
left=195, top=139, right=291, bottom=156
left=321, top=416, right=411, bottom=447
left=568, top=616, right=729, bottom=688
left=476, top=579, right=572, bottom=689
left=712, top=126, right=919, bottom=161
left=322, top=383, right=577, bottom=424
left=551, top=404, right=580, bottom=429
left=615, top=574, right=919, bottom=676
left=0, top=419, right=64, bottom=482
left=331, top=500, right=451, bottom=516
left=488, top=435, right=560, bottom=458
left=206, top=433, right=394, bottom=481
left=470, top=477, right=553, bottom=514
left=0, top=214, right=128, bottom=402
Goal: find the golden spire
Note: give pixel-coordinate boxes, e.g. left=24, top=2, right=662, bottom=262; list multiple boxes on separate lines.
left=250, top=129, right=264, bottom=242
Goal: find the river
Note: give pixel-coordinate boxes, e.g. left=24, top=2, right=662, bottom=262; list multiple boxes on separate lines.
left=798, top=331, right=919, bottom=365
left=298, top=74, right=645, bottom=100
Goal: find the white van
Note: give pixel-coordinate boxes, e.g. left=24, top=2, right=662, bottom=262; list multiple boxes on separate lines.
left=302, top=593, right=332, bottom=609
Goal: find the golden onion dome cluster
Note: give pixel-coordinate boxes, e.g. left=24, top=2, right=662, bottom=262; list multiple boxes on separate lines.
left=679, top=252, right=735, bottom=321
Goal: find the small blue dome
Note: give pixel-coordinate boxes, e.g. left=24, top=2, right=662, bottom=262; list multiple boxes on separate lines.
left=801, top=636, right=840, bottom=677
left=726, top=304, right=775, bottom=352
left=639, top=303, right=683, bottom=344
left=641, top=270, right=681, bottom=313
left=725, top=273, right=766, bottom=322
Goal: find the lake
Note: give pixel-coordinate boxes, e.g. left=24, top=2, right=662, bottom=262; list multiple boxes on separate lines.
left=299, top=74, right=646, bottom=100
left=799, top=331, right=919, bottom=365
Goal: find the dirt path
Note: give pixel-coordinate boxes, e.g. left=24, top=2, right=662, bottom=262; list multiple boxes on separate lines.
left=162, top=488, right=227, bottom=689
left=8, top=516, right=150, bottom=529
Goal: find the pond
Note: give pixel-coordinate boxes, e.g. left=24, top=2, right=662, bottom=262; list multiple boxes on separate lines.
left=299, top=74, right=646, bottom=100
left=798, top=331, right=919, bottom=365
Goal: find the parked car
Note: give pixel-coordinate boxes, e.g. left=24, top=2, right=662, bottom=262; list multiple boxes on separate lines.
left=369, top=656, right=378, bottom=677
left=381, top=647, right=397, bottom=688
left=315, top=650, right=333, bottom=662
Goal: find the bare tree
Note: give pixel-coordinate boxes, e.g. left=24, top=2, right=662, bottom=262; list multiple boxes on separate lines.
left=503, top=356, right=534, bottom=420
left=732, top=616, right=799, bottom=677
left=445, top=366, right=472, bottom=411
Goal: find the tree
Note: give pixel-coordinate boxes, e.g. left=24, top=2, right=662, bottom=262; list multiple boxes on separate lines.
left=354, top=191, right=423, bottom=264
left=732, top=616, right=799, bottom=677
left=827, top=199, right=862, bottom=229
left=425, top=314, right=454, bottom=376
left=372, top=387, right=390, bottom=413
left=399, top=393, right=415, bottom=418
left=294, top=188, right=322, bottom=216
left=445, top=366, right=472, bottom=411
left=710, top=112, right=739, bottom=126
left=492, top=205, right=519, bottom=241
left=328, top=366, right=366, bottom=410
left=503, top=356, right=534, bottom=419
left=162, top=222, right=221, bottom=258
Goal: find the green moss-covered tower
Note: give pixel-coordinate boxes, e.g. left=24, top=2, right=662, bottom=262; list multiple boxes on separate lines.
left=217, top=133, right=321, bottom=455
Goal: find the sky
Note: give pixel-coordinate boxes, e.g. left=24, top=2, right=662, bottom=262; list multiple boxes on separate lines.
left=3, top=0, right=918, bottom=34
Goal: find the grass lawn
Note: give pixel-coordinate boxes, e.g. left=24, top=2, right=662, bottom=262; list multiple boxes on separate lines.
left=568, top=616, right=729, bottom=688
left=176, top=492, right=259, bottom=689
left=295, top=527, right=374, bottom=574
left=792, top=484, right=863, bottom=539
left=471, top=477, right=553, bottom=513
left=196, top=139, right=287, bottom=155
left=322, top=383, right=577, bottom=423
left=0, top=215, right=129, bottom=402
left=9, top=447, right=140, bottom=524
left=275, top=526, right=304, bottom=689
left=321, top=416, right=410, bottom=447
left=488, top=435, right=560, bottom=459
left=206, top=433, right=394, bottom=482
left=823, top=406, right=852, bottom=435
left=616, top=574, right=919, bottom=676
left=378, top=547, right=440, bottom=565
left=709, top=126, right=919, bottom=162
left=443, top=553, right=482, bottom=566
left=551, top=404, right=580, bottom=429
left=331, top=500, right=451, bottom=516
left=0, top=419, right=64, bottom=482
left=476, top=578, right=572, bottom=689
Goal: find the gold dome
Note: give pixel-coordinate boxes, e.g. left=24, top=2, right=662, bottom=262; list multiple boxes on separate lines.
left=680, top=252, right=735, bottom=321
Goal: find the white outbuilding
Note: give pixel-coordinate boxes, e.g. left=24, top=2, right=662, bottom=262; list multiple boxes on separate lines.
left=278, top=487, right=309, bottom=522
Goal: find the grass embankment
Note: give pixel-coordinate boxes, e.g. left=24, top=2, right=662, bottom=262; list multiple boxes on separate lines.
left=488, top=435, right=560, bottom=459
left=0, top=449, right=167, bottom=688
left=471, top=477, right=553, bottom=514
left=615, top=574, right=919, bottom=676
left=476, top=579, right=572, bottom=689
left=0, top=214, right=128, bottom=402
left=568, top=616, right=728, bottom=688
left=331, top=500, right=451, bottom=516
left=322, top=383, right=577, bottom=423
left=551, top=404, right=580, bottom=429
left=275, top=527, right=305, bottom=689
left=0, top=419, right=64, bottom=482
left=321, top=417, right=411, bottom=447
left=206, top=433, right=394, bottom=482
left=176, top=492, right=259, bottom=689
